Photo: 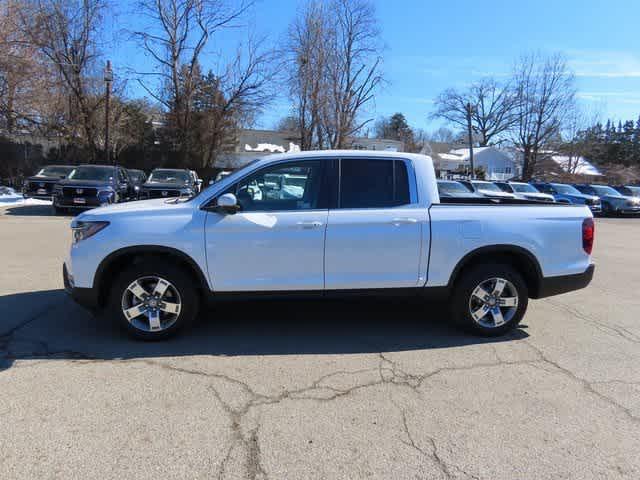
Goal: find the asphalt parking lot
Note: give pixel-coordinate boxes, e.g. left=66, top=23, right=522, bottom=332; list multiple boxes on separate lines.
left=1, top=203, right=639, bottom=480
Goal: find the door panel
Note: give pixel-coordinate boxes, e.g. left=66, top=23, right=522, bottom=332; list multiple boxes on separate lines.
left=205, top=210, right=328, bottom=291
left=204, top=159, right=328, bottom=292
left=324, top=208, right=423, bottom=289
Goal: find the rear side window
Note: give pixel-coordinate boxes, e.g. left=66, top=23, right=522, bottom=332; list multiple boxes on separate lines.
left=339, top=159, right=410, bottom=209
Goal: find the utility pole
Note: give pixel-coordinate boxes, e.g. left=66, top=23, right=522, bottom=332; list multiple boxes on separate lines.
left=465, top=102, right=475, bottom=179
left=104, top=60, right=113, bottom=164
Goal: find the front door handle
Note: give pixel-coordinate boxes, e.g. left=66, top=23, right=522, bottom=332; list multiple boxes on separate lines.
left=391, top=217, right=418, bottom=226
left=297, top=221, right=323, bottom=229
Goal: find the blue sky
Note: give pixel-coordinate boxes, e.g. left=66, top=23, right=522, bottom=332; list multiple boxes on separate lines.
left=106, top=0, right=640, bottom=132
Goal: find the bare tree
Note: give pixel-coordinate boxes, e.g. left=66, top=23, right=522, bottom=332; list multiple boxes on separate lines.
left=15, top=0, right=107, bottom=158
left=512, top=53, right=576, bottom=179
left=323, top=0, right=383, bottom=148
left=132, top=0, right=255, bottom=165
left=432, top=78, right=518, bottom=147
left=285, top=0, right=383, bottom=150
left=285, top=0, right=330, bottom=149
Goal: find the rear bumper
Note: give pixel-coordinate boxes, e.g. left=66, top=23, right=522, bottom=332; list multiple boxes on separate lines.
left=63, top=263, right=99, bottom=309
left=535, top=264, right=595, bottom=299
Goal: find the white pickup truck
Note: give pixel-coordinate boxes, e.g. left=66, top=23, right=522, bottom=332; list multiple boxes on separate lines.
left=64, top=151, right=595, bottom=340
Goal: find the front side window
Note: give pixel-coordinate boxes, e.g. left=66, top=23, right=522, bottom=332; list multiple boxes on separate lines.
left=232, top=160, right=324, bottom=212
left=339, top=159, right=410, bottom=209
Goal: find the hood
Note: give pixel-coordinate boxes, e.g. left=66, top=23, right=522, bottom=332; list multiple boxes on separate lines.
left=76, top=198, right=190, bottom=219
left=520, top=192, right=555, bottom=201
left=564, top=192, right=600, bottom=202
left=478, top=189, right=515, bottom=198
left=440, top=191, right=483, bottom=198
left=603, top=194, right=639, bottom=203
left=142, top=181, right=190, bottom=190
left=58, top=179, right=114, bottom=188
left=27, top=175, right=64, bottom=182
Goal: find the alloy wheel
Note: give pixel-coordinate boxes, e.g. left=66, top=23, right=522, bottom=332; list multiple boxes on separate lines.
left=468, top=277, right=519, bottom=328
left=121, top=276, right=182, bottom=332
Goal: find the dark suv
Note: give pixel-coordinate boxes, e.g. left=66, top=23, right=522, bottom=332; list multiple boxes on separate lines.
left=52, top=165, right=133, bottom=214
left=140, top=168, right=198, bottom=199
left=127, top=169, right=148, bottom=199
left=23, top=165, right=75, bottom=200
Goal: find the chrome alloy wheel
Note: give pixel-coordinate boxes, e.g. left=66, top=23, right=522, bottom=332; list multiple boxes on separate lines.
left=468, top=277, right=519, bottom=328
left=121, top=276, right=182, bottom=332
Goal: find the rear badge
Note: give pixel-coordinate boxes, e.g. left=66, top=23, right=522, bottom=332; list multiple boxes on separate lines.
left=162, top=191, right=168, bottom=196
left=76, top=188, right=84, bottom=194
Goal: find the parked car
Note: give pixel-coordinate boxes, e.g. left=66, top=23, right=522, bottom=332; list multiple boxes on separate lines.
left=189, top=170, right=204, bottom=192
left=52, top=165, right=133, bottom=214
left=530, top=182, right=602, bottom=214
left=437, top=180, right=483, bottom=199
left=210, top=170, right=233, bottom=185
left=612, top=185, right=640, bottom=198
left=494, top=181, right=555, bottom=202
left=573, top=184, right=640, bottom=216
left=23, top=165, right=75, bottom=200
left=140, top=169, right=198, bottom=199
left=64, top=151, right=595, bottom=340
left=127, top=169, right=147, bottom=199
left=459, top=180, right=517, bottom=199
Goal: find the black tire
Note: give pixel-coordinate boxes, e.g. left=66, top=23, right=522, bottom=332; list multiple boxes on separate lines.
left=107, top=260, right=200, bottom=340
left=450, top=263, right=528, bottom=337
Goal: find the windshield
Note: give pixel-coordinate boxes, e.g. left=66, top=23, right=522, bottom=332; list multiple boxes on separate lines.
left=625, top=186, right=640, bottom=196
left=592, top=185, right=622, bottom=197
left=511, top=183, right=539, bottom=193
left=36, top=166, right=73, bottom=178
left=128, top=171, right=145, bottom=182
left=148, top=170, right=190, bottom=184
left=552, top=184, right=581, bottom=195
left=186, top=159, right=261, bottom=202
left=472, top=181, right=501, bottom=192
left=438, top=181, right=470, bottom=194
left=68, top=166, right=115, bottom=182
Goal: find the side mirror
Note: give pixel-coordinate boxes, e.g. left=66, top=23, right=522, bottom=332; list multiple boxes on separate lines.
left=215, top=193, right=239, bottom=214
left=197, top=179, right=203, bottom=185
left=209, top=179, right=215, bottom=185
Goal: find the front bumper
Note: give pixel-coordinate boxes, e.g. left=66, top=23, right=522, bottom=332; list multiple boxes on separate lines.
left=54, top=196, right=107, bottom=209
left=535, top=264, right=595, bottom=299
left=23, top=193, right=53, bottom=200
left=63, top=263, right=99, bottom=309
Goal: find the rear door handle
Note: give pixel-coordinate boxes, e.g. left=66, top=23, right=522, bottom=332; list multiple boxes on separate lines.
left=391, top=217, right=418, bottom=226
left=297, top=221, right=323, bottom=229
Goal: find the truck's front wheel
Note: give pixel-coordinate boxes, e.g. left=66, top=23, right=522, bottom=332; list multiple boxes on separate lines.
left=108, top=261, right=199, bottom=340
left=450, top=263, right=528, bottom=337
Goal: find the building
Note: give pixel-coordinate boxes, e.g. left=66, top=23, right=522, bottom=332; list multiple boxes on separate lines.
left=434, top=146, right=520, bottom=180
left=214, top=129, right=404, bottom=169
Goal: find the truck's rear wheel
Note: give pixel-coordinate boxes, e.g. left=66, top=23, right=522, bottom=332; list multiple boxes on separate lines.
left=450, top=263, right=528, bottom=336
left=108, top=261, right=199, bottom=340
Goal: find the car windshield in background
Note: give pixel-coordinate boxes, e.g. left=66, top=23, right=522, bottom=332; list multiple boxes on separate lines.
left=592, top=185, right=622, bottom=197
left=552, top=184, right=582, bottom=195
left=438, top=181, right=470, bottom=194
left=511, top=183, right=539, bottom=193
left=626, top=186, right=640, bottom=195
left=36, top=166, right=73, bottom=177
left=472, top=181, right=502, bottom=192
left=129, top=171, right=145, bottom=182
left=148, top=170, right=190, bottom=184
left=68, top=166, right=115, bottom=182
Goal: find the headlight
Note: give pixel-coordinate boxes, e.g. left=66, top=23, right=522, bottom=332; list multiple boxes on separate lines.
left=98, top=188, right=114, bottom=197
left=134, top=185, right=140, bottom=192
left=71, top=221, right=110, bottom=244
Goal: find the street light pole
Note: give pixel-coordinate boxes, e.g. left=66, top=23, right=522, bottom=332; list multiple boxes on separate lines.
left=104, top=60, right=113, bottom=164
left=466, top=102, right=475, bottom=179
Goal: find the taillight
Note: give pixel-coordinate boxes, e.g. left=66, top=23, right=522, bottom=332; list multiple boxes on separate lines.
left=582, top=218, right=594, bottom=255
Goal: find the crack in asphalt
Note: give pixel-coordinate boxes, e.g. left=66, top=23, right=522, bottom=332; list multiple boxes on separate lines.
left=523, top=340, right=640, bottom=423
left=2, top=296, right=640, bottom=478
left=546, top=298, right=640, bottom=345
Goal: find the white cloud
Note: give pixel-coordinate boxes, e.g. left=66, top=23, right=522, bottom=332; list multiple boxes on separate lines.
left=568, top=50, right=640, bottom=78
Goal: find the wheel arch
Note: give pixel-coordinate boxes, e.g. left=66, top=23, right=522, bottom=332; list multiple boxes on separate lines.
left=447, top=245, right=543, bottom=298
left=93, top=245, right=210, bottom=307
